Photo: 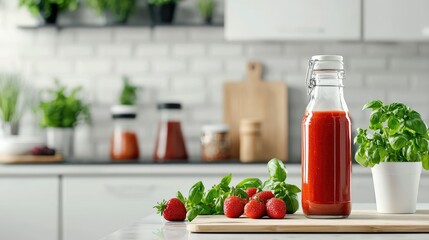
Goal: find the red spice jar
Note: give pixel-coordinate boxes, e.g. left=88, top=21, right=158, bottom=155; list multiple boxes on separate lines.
left=153, top=103, right=188, bottom=161
left=302, top=55, right=351, bottom=218
left=110, top=105, right=140, bottom=161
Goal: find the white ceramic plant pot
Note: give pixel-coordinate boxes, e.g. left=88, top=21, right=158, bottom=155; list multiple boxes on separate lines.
left=46, top=127, right=74, bottom=158
left=371, top=162, right=422, bottom=213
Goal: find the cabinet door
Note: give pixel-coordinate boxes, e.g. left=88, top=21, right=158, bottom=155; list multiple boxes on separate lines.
left=364, top=0, right=429, bottom=41
left=0, top=177, right=59, bottom=240
left=225, top=0, right=361, bottom=41
left=63, top=175, right=260, bottom=240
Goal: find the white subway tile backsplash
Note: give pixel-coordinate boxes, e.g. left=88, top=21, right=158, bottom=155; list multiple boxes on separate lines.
left=208, top=43, right=243, bottom=56
left=3, top=1, right=429, bottom=161
left=348, top=58, right=386, bottom=70
left=152, top=58, right=187, bottom=74
left=97, top=44, right=132, bottom=57
left=76, top=28, right=112, bottom=43
left=76, top=59, right=112, bottom=75
left=389, top=57, right=429, bottom=70
left=59, top=45, right=93, bottom=58
left=246, top=43, right=284, bottom=56
left=115, top=59, right=150, bottom=74
left=172, top=43, right=205, bottom=56
left=189, top=59, right=223, bottom=74
left=113, top=28, right=151, bottom=42
left=136, top=43, right=169, bottom=56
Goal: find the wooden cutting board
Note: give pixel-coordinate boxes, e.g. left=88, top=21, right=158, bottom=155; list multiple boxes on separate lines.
left=0, top=154, right=63, bottom=164
left=223, top=62, right=288, bottom=161
left=187, top=210, right=429, bottom=233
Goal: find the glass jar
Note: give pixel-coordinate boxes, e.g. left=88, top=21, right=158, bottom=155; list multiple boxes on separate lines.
left=201, top=124, right=230, bottom=161
left=110, top=105, right=140, bottom=161
left=301, top=55, right=352, bottom=218
left=153, top=103, right=188, bottom=161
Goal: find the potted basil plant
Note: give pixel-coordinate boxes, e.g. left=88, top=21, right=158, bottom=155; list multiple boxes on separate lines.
left=86, top=0, right=137, bottom=24
left=19, top=0, right=79, bottom=24
left=111, top=77, right=141, bottom=116
left=355, top=100, right=429, bottom=213
left=148, top=0, right=178, bottom=24
left=37, top=81, right=90, bottom=158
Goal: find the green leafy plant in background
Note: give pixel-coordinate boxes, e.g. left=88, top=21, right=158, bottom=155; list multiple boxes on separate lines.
left=355, top=100, right=429, bottom=170
left=86, top=0, right=137, bottom=23
left=119, top=77, right=140, bottom=105
left=197, top=0, right=215, bottom=23
left=37, top=80, right=90, bottom=128
left=0, top=73, right=24, bottom=123
left=162, top=158, right=300, bottom=221
left=19, top=0, right=78, bottom=18
left=147, top=0, right=177, bottom=6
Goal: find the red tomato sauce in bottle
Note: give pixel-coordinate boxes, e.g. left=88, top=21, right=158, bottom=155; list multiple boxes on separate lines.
left=153, top=121, right=188, bottom=160
left=110, top=131, right=140, bottom=160
left=302, top=110, right=351, bottom=217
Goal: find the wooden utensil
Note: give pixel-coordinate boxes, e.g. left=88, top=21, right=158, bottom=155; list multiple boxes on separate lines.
left=223, top=62, right=288, bottom=161
left=188, top=210, right=429, bottom=233
left=0, top=154, right=63, bottom=164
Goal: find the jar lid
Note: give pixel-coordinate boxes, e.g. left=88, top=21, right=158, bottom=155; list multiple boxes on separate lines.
left=157, top=102, right=182, bottom=110
left=111, top=105, right=137, bottom=119
left=202, top=124, right=229, bottom=133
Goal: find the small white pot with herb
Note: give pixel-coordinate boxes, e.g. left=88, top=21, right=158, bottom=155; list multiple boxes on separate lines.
left=38, top=81, right=90, bottom=158
left=355, top=100, right=429, bottom=213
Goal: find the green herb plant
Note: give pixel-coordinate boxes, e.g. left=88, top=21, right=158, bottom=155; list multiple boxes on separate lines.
left=86, top=0, right=136, bottom=23
left=119, top=77, right=140, bottom=105
left=19, top=0, right=78, bottom=18
left=355, top=100, right=429, bottom=170
left=197, top=0, right=215, bottom=23
left=0, top=73, right=24, bottom=124
left=159, top=158, right=301, bottom=221
left=38, top=81, right=90, bottom=128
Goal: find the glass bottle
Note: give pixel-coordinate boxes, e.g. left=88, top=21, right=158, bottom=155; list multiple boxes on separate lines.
left=110, top=105, right=140, bottom=161
left=301, top=55, right=352, bottom=218
left=153, top=103, right=188, bottom=161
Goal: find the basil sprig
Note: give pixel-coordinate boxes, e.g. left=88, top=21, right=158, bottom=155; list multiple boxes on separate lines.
left=173, top=158, right=301, bottom=221
left=355, top=100, right=429, bottom=170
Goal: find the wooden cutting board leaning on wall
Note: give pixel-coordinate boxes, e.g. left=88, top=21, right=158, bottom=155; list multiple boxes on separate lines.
left=223, top=62, right=288, bottom=161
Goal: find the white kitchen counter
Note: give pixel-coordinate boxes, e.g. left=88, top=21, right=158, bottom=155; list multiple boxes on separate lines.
left=0, top=162, right=379, bottom=176
left=100, top=204, right=429, bottom=240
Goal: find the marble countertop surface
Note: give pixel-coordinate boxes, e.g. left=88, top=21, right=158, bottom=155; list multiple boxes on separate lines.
left=100, top=204, right=429, bottom=240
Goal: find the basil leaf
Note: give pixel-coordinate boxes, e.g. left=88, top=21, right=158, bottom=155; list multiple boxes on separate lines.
left=387, top=117, right=400, bottom=132
left=422, top=154, right=429, bottom=171
left=220, top=174, right=232, bottom=187
left=285, top=183, right=301, bottom=194
left=187, top=207, right=199, bottom=222
left=405, top=118, right=427, bottom=135
left=188, top=181, right=204, bottom=205
left=236, top=177, right=262, bottom=190
left=204, top=188, right=217, bottom=204
left=355, top=151, right=368, bottom=167
left=370, top=111, right=382, bottom=126
left=268, top=158, right=287, bottom=182
left=177, top=191, right=186, bottom=204
left=284, top=193, right=299, bottom=214
left=389, top=136, right=408, bottom=150
left=363, top=100, right=383, bottom=110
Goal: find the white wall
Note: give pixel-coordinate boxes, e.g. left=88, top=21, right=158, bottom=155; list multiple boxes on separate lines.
left=1, top=0, right=429, bottom=161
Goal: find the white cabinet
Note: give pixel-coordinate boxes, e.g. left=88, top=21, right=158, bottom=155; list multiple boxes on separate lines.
left=364, top=0, right=429, bottom=41
left=225, top=0, right=361, bottom=41
left=0, top=177, right=59, bottom=240
left=62, top=175, right=259, bottom=240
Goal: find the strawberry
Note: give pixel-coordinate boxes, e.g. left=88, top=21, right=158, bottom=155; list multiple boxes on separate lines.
left=252, top=190, right=275, bottom=203
left=244, top=199, right=266, bottom=219
left=245, top=187, right=258, bottom=198
left=224, top=196, right=245, bottom=218
left=155, top=198, right=187, bottom=221
left=266, top=198, right=286, bottom=219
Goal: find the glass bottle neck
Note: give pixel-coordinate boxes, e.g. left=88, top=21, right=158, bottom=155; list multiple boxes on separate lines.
left=306, top=72, right=348, bottom=112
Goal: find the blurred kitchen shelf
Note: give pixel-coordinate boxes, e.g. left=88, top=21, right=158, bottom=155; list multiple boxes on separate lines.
left=17, top=22, right=224, bottom=30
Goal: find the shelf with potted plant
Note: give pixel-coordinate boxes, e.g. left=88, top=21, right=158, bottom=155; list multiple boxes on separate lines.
left=17, top=0, right=223, bottom=30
